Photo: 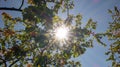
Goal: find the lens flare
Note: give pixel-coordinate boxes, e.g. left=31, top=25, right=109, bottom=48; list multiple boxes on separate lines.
left=55, top=26, right=69, bottom=40
left=48, top=23, right=71, bottom=47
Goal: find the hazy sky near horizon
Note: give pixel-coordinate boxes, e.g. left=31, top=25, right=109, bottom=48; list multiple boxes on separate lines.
left=0, top=0, right=120, bottom=67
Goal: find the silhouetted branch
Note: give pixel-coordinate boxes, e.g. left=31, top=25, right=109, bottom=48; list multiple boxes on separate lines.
left=0, top=7, right=22, bottom=12
left=41, top=40, right=54, bottom=56
left=9, top=57, right=22, bottom=67
left=0, top=58, right=7, bottom=67
left=0, top=0, right=24, bottom=12
left=19, top=0, right=24, bottom=9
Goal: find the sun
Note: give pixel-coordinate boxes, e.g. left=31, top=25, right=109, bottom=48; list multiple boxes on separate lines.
left=48, top=23, right=70, bottom=47
left=55, top=26, right=69, bottom=40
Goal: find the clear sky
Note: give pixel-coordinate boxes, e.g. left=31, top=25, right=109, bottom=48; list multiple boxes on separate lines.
left=0, top=0, right=120, bottom=67
left=70, top=0, right=120, bottom=67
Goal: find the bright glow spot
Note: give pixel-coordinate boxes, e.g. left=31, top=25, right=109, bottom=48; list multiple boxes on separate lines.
left=55, top=26, right=69, bottom=40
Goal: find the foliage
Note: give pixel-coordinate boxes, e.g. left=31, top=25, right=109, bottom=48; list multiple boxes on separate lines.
left=0, top=0, right=101, bottom=67
left=104, top=6, right=120, bottom=67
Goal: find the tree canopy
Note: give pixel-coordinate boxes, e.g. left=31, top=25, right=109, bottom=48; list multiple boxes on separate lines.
left=104, top=7, right=120, bottom=67
left=0, top=0, right=119, bottom=67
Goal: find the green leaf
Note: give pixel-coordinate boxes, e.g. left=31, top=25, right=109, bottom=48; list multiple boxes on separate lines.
left=106, top=55, right=114, bottom=61
left=114, top=6, right=119, bottom=15
left=108, top=9, right=112, bottom=14
left=112, top=61, right=116, bottom=66
left=73, top=52, right=79, bottom=58
left=105, top=51, right=111, bottom=55
left=94, top=34, right=106, bottom=46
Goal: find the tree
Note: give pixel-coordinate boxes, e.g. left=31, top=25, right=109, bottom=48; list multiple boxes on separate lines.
left=0, top=0, right=104, bottom=67
left=95, top=6, right=120, bottom=67
left=104, top=7, right=120, bottom=67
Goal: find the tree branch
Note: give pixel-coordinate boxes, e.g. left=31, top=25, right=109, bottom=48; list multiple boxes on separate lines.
left=0, top=58, right=7, bottom=67
left=19, top=0, right=24, bottom=9
left=41, top=40, right=54, bottom=56
left=9, top=56, right=22, bottom=67
left=0, top=7, right=22, bottom=12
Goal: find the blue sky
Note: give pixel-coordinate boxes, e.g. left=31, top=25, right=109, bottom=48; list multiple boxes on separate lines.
left=0, top=0, right=120, bottom=67
left=70, top=0, right=120, bottom=67
left=59, top=0, right=120, bottom=67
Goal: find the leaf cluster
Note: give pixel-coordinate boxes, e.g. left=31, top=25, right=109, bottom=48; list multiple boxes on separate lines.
left=104, top=6, right=120, bottom=67
left=0, top=0, right=100, bottom=67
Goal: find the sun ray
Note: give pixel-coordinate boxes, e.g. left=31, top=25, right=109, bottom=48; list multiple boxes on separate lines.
left=48, top=23, right=71, bottom=47
left=55, top=25, right=69, bottom=40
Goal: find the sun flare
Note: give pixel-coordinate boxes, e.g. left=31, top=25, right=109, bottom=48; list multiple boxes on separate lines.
left=55, top=26, right=69, bottom=40
left=48, top=23, right=71, bottom=47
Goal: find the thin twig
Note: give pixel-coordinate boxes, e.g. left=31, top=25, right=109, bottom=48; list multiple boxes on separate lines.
left=0, top=58, right=7, bottom=67
left=0, top=7, right=22, bottom=12
left=19, top=0, right=24, bottom=9
left=67, top=0, right=69, bottom=16
left=9, top=56, right=22, bottom=67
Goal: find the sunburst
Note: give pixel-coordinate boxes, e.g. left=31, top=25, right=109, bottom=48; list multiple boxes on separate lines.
left=49, top=23, right=71, bottom=47
left=55, top=25, right=69, bottom=40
